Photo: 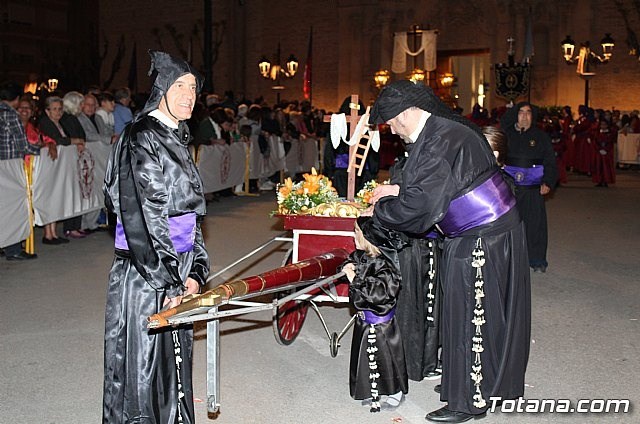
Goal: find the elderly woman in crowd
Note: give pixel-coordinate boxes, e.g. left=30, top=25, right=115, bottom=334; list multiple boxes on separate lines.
left=38, top=95, right=87, bottom=242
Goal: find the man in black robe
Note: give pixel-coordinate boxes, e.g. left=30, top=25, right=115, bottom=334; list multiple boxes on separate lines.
left=501, top=102, right=557, bottom=273
left=367, top=80, right=531, bottom=423
left=103, top=50, right=209, bottom=424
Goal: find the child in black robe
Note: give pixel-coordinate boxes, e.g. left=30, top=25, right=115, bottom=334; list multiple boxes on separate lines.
left=342, top=217, right=409, bottom=412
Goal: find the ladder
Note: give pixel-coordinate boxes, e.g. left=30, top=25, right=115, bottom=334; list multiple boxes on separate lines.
left=346, top=106, right=373, bottom=177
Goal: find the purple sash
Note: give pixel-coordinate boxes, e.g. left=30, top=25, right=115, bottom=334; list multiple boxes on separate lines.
left=335, top=153, right=349, bottom=169
left=115, top=212, right=196, bottom=253
left=504, top=165, right=544, bottom=186
left=425, top=230, right=438, bottom=239
left=359, top=307, right=396, bottom=325
left=438, top=172, right=516, bottom=237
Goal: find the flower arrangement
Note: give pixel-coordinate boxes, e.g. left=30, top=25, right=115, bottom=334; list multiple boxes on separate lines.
left=276, top=168, right=341, bottom=215
left=355, top=179, right=380, bottom=206
left=355, top=179, right=390, bottom=206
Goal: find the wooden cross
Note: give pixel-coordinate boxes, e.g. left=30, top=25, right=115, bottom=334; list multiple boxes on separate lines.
left=323, top=94, right=361, bottom=201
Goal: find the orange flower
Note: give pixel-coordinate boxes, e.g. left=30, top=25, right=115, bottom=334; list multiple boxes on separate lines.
left=302, top=167, right=322, bottom=194
left=278, top=177, right=294, bottom=197
left=362, top=191, right=373, bottom=204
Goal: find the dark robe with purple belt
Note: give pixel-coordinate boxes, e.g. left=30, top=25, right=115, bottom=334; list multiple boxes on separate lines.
left=344, top=248, right=409, bottom=409
left=373, top=115, right=531, bottom=415
left=103, top=114, right=209, bottom=424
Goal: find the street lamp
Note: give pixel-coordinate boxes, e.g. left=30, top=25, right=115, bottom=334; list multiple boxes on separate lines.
left=374, top=69, right=390, bottom=89
left=258, top=43, right=298, bottom=103
left=561, top=33, right=614, bottom=107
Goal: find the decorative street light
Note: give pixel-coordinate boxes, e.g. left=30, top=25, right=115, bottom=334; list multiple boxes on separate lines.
left=373, top=69, right=390, bottom=89
left=258, top=42, right=298, bottom=103
left=561, top=33, right=614, bottom=107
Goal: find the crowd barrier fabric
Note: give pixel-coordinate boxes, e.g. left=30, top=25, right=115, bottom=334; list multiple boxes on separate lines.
left=0, top=158, right=30, bottom=248
left=285, top=137, right=319, bottom=175
left=196, top=143, right=247, bottom=193
left=617, top=133, right=640, bottom=165
left=31, top=145, right=102, bottom=226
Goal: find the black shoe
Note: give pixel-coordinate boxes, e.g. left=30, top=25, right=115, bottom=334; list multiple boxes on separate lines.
left=426, top=406, right=486, bottom=423
left=6, top=251, right=37, bottom=261
left=425, top=370, right=442, bottom=380
left=434, top=384, right=441, bottom=394
left=42, top=237, right=69, bottom=245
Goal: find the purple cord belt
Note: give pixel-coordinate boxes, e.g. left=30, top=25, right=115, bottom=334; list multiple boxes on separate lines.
left=115, top=212, right=196, bottom=253
left=358, top=307, right=396, bottom=325
left=438, top=172, right=516, bottom=237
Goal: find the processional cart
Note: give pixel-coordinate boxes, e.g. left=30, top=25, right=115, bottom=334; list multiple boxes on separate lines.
left=147, top=95, right=380, bottom=415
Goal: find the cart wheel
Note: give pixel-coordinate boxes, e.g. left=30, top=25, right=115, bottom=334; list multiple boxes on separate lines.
left=273, top=247, right=309, bottom=345
left=273, top=292, right=309, bottom=345
left=330, top=332, right=340, bottom=357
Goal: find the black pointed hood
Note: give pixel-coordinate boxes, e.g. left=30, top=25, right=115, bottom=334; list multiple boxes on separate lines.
left=137, top=50, right=204, bottom=120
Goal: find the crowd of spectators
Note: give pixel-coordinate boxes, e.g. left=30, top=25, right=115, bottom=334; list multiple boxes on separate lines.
left=0, top=83, right=133, bottom=260
left=3, top=76, right=640, bottom=260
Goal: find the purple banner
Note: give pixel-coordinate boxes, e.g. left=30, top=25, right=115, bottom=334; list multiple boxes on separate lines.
left=115, top=212, right=196, bottom=253
left=503, top=165, right=544, bottom=186
left=438, top=172, right=516, bottom=237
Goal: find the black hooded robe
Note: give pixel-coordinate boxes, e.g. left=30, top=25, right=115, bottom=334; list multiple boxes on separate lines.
left=389, top=155, right=441, bottom=381
left=373, top=114, right=531, bottom=416
left=345, top=248, right=409, bottom=405
left=501, top=102, right=557, bottom=269
left=102, top=51, right=209, bottom=424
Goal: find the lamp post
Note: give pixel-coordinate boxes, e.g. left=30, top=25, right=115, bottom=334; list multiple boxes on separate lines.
left=561, top=33, right=614, bottom=107
left=407, top=24, right=426, bottom=83
left=258, top=43, right=298, bottom=104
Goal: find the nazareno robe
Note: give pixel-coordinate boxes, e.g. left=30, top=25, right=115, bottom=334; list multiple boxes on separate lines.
left=345, top=249, right=409, bottom=406
left=103, top=113, right=209, bottom=424
left=591, top=128, right=616, bottom=185
left=389, top=154, right=441, bottom=381
left=503, top=104, right=557, bottom=269
left=373, top=114, right=531, bottom=415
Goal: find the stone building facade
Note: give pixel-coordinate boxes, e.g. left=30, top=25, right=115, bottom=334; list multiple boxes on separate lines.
left=97, top=0, right=640, bottom=112
left=3, top=1, right=638, bottom=113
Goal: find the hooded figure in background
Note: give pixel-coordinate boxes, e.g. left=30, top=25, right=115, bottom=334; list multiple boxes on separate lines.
left=323, top=96, right=379, bottom=197
left=103, top=50, right=209, bottom=424
left=501, top=101, right=557, bottom=272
